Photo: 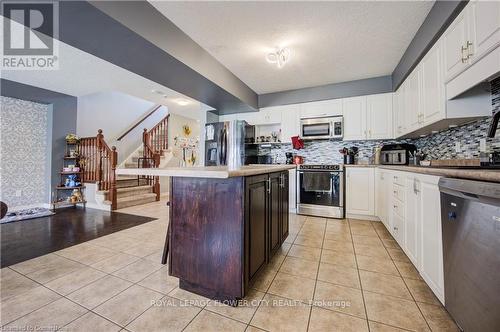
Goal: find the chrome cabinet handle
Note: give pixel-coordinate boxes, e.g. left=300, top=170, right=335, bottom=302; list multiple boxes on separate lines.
left=267, top=178, right=271, bottom=194
left=461, top=45, right=468, bottom=63
left=466, top=40, right=473, bottom=58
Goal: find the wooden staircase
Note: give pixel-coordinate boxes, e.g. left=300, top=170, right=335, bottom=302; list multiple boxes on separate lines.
left=79, top=114, right=169, bottom=210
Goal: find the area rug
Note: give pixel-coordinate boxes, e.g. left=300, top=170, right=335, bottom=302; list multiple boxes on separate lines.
left=0, top=207, right=55, bottom=224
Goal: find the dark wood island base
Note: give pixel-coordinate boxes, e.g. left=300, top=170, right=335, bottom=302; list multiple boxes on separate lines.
left=164, top=171, right=289, bottom=305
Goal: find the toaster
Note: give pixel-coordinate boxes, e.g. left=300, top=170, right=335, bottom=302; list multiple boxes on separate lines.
left=380, top=144, right=417, bottom=165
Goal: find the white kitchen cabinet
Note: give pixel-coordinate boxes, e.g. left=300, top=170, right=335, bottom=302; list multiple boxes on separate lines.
left=300, top=99, right=343, bottom=119
left=375, top=169, right=390, bottom=229
left=346, top=167, right=375, bottom=217
left=469, top=0, right=500, bottom=61
left=443, top=8, right=470, bottom=81
left=394, top=83, right=407, bottom=137
left=421, top=41, right=446, bottom=126
left=405, top=68, right=422, bottom=132
left=404, top=176, right=421, bottom=266
left=366, top=93, right=393, bottom=139
left=279, top=104, right=301, bottom=142
left=256, top=107, right=282, bottom=125
left=419, top=176, right=444, bottom=303
left=343, top=96, right=367, bottom=141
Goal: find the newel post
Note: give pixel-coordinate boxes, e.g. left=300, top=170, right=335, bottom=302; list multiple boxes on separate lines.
left=97, top=129, right=104, bottom=188
left=143, top=128, right=148, bottom=158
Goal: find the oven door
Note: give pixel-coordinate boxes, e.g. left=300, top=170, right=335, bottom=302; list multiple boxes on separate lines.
left=298, top=171, right=343, bottom=207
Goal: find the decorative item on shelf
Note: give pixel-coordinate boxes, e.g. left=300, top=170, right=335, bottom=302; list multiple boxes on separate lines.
left=65, top=133, right=80, bottom=144
left=68, top=149, right=79, bottom=158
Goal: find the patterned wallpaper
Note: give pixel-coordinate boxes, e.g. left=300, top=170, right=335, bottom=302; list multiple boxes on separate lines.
left=0, top=96, right=50, bottom=208
left=264, top=78, right=500, bottom=164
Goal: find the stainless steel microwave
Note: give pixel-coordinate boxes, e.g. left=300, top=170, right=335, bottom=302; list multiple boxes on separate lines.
left=300, top=116, right=343, bottom=140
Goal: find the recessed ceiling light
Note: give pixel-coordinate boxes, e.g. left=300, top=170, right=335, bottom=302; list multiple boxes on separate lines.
left=151, top=89, right=165, bottom=95
left=266, top=47, right=290, bottom=68
left=174, top=98, right=190, bottom=106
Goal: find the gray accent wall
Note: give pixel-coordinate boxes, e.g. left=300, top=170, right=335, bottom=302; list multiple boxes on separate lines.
left=1, top=79, right=78, bottom=194
left=392, top=1, right=468, bottom=90
left=258, top=76, right=392, bottom=108
left=56, top=1, right=256, bottom=115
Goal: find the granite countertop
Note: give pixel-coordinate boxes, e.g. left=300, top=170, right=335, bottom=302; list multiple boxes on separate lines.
left=344, top=164, right=500, bottom=183
left=116, top=164, right=297, bottom=179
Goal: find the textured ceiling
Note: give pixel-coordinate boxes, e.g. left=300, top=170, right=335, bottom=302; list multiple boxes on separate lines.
left=151, top=1, right=434, bottom=94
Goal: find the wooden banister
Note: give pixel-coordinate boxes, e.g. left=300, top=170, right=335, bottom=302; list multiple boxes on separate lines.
left=79, top=129, right=118, bottom=210
left=140, top=114, right=169, bottom=201
left=116, top=105, right=163, bottom=141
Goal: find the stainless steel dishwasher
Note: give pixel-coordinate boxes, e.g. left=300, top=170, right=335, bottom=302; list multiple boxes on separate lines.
left=439, top=178, right=500, bottom=332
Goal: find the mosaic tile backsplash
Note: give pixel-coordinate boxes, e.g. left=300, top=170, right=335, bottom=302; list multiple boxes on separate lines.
left=265, top=78, right=500, bottom=164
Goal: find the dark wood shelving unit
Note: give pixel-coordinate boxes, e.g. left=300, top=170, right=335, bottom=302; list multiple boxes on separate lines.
left=52, top=141, right=86, bottom=211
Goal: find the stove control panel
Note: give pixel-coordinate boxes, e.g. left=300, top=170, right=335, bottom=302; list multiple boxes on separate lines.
left=299, top=164, right=341, bottom=171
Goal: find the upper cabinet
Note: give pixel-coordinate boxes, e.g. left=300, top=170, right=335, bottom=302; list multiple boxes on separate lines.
left=443, top=9, right=470, bottom=81
left=469, top=0, right=500, bottom=61
left=299, top=99, right=343, bottom=119
left=366, top=93, right=393, bottom=139
left=443, top=0, right=500, bottom=87
left=405, top=67, right=422, bottom=133
left=275, top=104, right=300, bottom=142
left=343, top=96, right=367, bottom=141
left=421, top=41, right=445, bottom=125
left=343, top=94, right=393, bottom=141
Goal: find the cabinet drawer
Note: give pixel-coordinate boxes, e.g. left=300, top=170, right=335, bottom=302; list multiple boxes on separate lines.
left=392, top=173, right=405, bottom=186
left=391, top=211, right=404, bottom=245
left=392, top=198, right=405, bottom=218
left=392, top=184, right=405, bottom=203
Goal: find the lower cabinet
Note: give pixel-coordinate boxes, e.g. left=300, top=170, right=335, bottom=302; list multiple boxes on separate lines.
left=245, top=171, right=289, bottom=285
left=346, top=167, right=375, bottom=217
left=374, top=169, right=444, bottom=303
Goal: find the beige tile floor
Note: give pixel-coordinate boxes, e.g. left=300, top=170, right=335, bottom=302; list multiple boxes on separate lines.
left=0, top=201, right=458, bottom=332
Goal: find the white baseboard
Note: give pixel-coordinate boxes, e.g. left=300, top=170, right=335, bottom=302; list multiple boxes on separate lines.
left=346, top=213, right=380, bottom=221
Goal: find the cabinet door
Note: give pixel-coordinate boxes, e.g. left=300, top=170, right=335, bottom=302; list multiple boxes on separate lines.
left=443, top=9, right=469, bottom=81
left=376, top=169, right=388, bottom=226
left=280, top=104, right=301, bottom=143
left=280, top=171, right=289, bottom=243
left=469, top=0, right=500, bottom=60
left=300, top=99, right=343, bottom=119
left=245, top=175, right=268, bottom=280
left=269, top=173, right=281, bottom=254
left=342, top=96, right=367, bottom=141
left=421, top=42, right=445, bottom=125
left=346, top=167, right=375, bottom=216
left=419, top=177, right=444, bottom=302
left=404, top=176, right=420, bottom=266
left=394, top=84, right=407, bottom=137
left=405, top=68, right=422, bottom=132
left=367, top=93, right=393, bottom=139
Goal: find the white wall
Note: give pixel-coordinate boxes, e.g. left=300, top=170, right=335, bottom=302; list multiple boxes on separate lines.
left=77, top=91, right=168, bottom=164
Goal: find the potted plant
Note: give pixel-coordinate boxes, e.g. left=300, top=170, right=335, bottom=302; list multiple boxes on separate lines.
left=65, top=133, right=80, bottom=144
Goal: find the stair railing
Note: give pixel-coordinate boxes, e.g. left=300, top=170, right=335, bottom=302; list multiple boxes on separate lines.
left=141, top=114, right=169, bottom=201
left=80, top=129, right=118, bottom=210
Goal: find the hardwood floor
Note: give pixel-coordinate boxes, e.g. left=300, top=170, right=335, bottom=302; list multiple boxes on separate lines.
left=0, top=207, right=156, bottom=267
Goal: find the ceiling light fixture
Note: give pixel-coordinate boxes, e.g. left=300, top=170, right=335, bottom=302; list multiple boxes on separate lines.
left=266, top=47, right=291, bottom=68
left=174, top=98, right=190, bottom=106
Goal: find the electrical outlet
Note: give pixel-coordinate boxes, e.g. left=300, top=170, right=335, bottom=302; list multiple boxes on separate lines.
left=479, top=138, right=487, bottom=152
left=15, top=189, right=22, bottom=197
left=455, top=142, right=461, bottom=153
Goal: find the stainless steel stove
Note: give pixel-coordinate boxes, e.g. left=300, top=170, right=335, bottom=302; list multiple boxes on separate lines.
left=297, top=164, right=344, bottom=218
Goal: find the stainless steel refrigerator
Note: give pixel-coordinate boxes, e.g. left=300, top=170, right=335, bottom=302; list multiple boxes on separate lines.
left=205, top=120, right=247, bottom=168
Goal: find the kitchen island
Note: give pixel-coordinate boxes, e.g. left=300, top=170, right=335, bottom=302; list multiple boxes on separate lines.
left=117, top=165, right=296, bottom=303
